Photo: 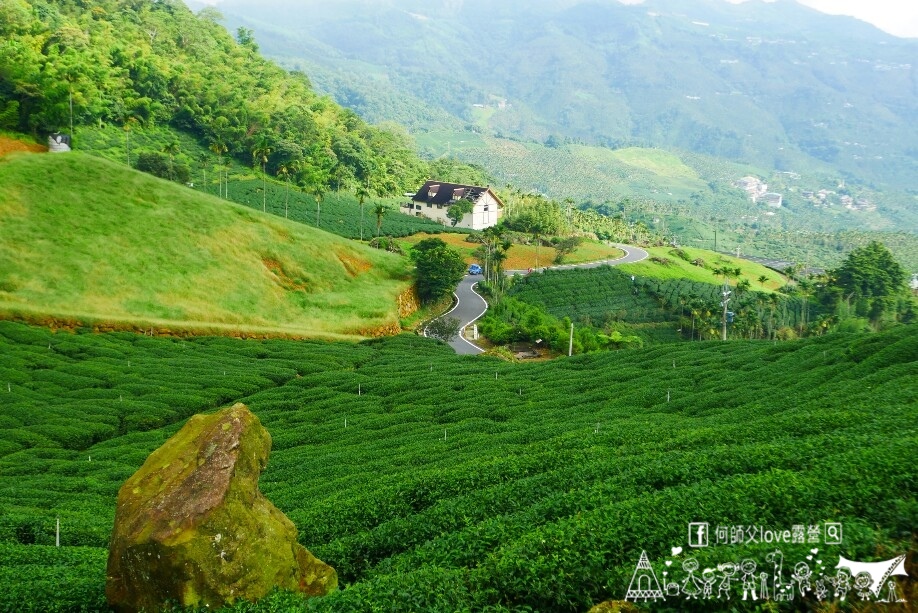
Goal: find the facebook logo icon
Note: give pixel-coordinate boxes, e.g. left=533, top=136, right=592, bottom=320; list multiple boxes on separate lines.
left=688, top=522, right=709, bottom=548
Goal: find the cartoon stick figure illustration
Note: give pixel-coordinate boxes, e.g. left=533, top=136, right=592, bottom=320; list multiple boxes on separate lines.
left=740, top=559, right=758, bottom=600
left=717, top=562, right=737, bottom=600
left=879, top=580, right=905, bottom=603
left=792, top=561, right=813, bottom=596
left=700, top=568, right=716, bottom=599
left=814, top=578, right=828, bottom=601
left=831, top=569, right=851, bottom=601
left=758, top=572, right=770, bottom=600
left=854, top=572, right=873, bottom=600
left=681, top=558, right=701, bottom=600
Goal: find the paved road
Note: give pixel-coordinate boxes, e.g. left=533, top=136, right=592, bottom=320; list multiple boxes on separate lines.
left=429, top=244, right=649, bottom=355
left=504, top=243, right=648, bottom=275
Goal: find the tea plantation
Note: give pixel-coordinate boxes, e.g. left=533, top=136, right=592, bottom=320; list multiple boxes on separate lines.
left=0, top=321, right=915, bottom=611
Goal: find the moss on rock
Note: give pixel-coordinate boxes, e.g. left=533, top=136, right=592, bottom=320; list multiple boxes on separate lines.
left=106, top=403, right=336, bottom=612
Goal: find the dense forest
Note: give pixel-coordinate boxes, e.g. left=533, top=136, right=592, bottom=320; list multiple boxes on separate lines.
left=0, top=0, right=430, bottom=197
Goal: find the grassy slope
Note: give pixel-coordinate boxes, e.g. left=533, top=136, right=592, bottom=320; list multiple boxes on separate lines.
left=0, top=152, right=412, bottom=338
left=620, top=246, right=786, bottom=289
left=0, top=322, right=914, bottom=611
left=77, top=125, right=454, bottom=241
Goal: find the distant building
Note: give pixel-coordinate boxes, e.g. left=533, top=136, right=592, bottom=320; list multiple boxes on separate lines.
left=405, top=181, right=502, bottom=230
left=762, top=192, right=783, bottom=208
left=48, top=133, right=71, bottom=153
left=735, top=176, right=768, bottom=202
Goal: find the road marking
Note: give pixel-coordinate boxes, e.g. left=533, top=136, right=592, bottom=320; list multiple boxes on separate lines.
left=455, top=282, right=487, bottom=354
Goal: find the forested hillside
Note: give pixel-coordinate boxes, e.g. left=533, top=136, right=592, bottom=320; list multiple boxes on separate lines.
left=0, top=0, right=427, bottom=196
left=211, top=0, right=918, bottom=270
left=216, top=0, right=918, bottom=192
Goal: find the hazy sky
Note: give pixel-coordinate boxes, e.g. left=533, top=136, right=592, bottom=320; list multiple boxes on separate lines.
left=748, top=0, right=918, bottom=37
left=204, top=0, right=918, bottom=38
left=724, top=0, right=917, bottom=38
left=609, top=0, right=917, bottom=38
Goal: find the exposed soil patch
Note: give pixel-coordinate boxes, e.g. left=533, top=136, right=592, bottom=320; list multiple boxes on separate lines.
left=262, top=257, right=308, bottom=292
left=336, top=251, right=372, bottom=277
left=0, top=136, right=47, bottom=157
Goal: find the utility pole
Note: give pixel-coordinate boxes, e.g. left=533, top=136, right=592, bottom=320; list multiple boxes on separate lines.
left=568, top=322, right=574, bottom=357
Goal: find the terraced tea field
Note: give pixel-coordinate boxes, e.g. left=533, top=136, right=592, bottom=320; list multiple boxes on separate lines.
left=0, top=322, right=914, bottom=611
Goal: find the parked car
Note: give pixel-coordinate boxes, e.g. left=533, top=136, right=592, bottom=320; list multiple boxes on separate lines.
left=468, top=264, right=482, bottom=275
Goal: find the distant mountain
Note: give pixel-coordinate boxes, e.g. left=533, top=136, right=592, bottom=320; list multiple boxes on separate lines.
left=212, top=0, right=918, bottom=194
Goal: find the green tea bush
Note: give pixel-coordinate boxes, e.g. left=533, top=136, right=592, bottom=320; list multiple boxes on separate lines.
left=0, top=322, right=914, bottom=612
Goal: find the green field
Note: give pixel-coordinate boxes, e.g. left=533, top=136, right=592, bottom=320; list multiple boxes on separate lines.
left=502, top=247, right=791, bottom=344
left=0, top=152, right=412, bottom=338
left=620, top=246, right=786, bottom=287
left=0, top=321, right=914, bottom=611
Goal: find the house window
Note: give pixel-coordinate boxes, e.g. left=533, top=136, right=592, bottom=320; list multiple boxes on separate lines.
left=428, top=184, right=440, bottom=198
left=415, top=205, right=422, bottom=210
left=483, top=205, right=489, bottom=211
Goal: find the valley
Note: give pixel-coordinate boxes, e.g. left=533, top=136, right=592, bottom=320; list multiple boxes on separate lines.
left=0, top=0, right=914, bottom=610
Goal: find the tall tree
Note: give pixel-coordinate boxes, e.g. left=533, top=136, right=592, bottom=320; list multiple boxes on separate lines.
left=355, top=180, right=373, bottom=241
left=209, top=140, right=228, bottom=198
left=162, top=140, right=180, bottom=181
left=830, top=241, right=906, bottom=324
left=252, top=137, right=272, bottom=212
left=276, top=162, right=292, bottom=218
left=410, top=239, right=467, bottom=304
left=373, top=203, right=388, bottom=238
left=832, top=241, right=905, bottom=300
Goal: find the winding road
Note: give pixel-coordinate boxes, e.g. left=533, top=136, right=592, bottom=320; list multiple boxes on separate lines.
left=430, top=244, right=649, bottom=355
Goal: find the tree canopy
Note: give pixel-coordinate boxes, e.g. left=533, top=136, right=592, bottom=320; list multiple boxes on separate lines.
left=0, top=0, right=426, bottom=196
left=832, top=241, right=906, bottom=300
left=410, top=238, right=467, bottom=304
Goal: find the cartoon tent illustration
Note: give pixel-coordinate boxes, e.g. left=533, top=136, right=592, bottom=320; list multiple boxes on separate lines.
left=625, top=550, right=665, bottom=601
left=837, top=555, right=908, bottom=599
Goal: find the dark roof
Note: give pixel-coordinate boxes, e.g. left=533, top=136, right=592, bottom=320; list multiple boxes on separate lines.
left=411, top=180, right=502, bottom=207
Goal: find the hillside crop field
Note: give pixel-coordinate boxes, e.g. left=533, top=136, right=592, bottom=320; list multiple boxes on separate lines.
left=0, top=321, right=914, bottom=611
left=0, top=153, right=413, bottom=339
left=397, top=232, right=624, bottom=270
left=76, top=126, right=454, bottom=242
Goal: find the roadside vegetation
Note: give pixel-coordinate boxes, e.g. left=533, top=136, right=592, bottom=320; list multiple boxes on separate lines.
left=478, top=241, right=913, bottom=352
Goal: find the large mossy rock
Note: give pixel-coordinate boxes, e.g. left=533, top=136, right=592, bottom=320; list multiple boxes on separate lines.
left=106, top=403, right=336, bottom=612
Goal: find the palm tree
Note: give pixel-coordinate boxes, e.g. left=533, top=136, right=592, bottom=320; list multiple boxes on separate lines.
left=356, top=181, right=372, bottom=241
left=162, top=141, right=180, bottom=181
left=251, top=138, right=272, bottom=212
left=373, top=203, right=388, bottom=238
left=276, top=163, right=291, bottom=218
left=198, top=153, right=208, bottom=192
left=209, top=140, right=227, bottom=198
left=309, top=184, right=326, bottom=227
left=123, top=116, right=138, bottom=167
left=758, top=274, right=769, bottom=290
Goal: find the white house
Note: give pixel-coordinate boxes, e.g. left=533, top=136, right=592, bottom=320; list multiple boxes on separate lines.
left=404, top=181, right=502, bottom=230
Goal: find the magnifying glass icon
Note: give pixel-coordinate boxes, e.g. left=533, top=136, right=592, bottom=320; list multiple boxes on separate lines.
left=826, top=523, right=841, bottom=544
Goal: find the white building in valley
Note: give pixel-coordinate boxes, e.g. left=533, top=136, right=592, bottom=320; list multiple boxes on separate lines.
left=404, top=181, right=503, bottom=230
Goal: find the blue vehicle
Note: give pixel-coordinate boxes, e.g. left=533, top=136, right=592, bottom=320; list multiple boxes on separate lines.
left=468, top=264, right=482, bottom=275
